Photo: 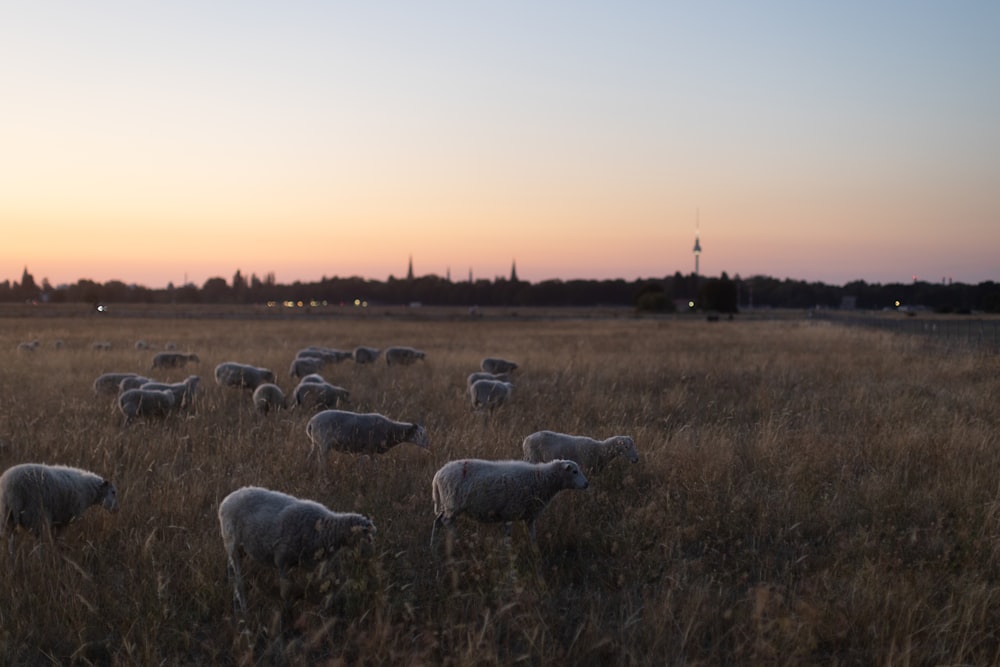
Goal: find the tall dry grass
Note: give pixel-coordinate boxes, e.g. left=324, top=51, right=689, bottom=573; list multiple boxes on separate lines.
left=1, top=312, right=999, bottom=665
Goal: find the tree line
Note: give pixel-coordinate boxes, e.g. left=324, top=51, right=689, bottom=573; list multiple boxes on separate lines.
left=3, top=266, right=999, bottom=313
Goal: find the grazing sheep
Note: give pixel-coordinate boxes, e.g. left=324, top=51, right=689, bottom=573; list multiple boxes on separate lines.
left=385, top=346, right=426, bottom=366
left=215, top=362, right=275, bottom=390
left=93, top=372, right=141, bottom=397
left=297, top=347, right=353, bottom=364
left=481, top=357, right=518, bottom=374
left=466, top=371, right=511, bottom=387
left=522, top=431, right=639, bottom=473
left=293, top=380, right=350, bottom=412
left=469, top=379, right=514, bottom=411
left=118, top=375, right=153, bottom=393
left=298, top=373, right=326, bottom=385
left=117, top=388, right=177, bottom=426
left=253, top=383, right=287, bottom=414
left=352, top=346, right=381, bottom=364
left=134, top=340, right=154, bottom=350
left=140, top=375, right=200, bottom=408
left=92, top=341, right=112, bottom=351
left=305, top=410, right=429, bottom=460
left=1, top=463, right=119, bottom=554
left=289, top=356, right=325, bottom=379
left=218, top=486, right=376, bottom=614
left=17, top=340, right=40, bottom=352
left=151, top=351, right=200, bottom=369
left=430, top=459, right=588, bottom=547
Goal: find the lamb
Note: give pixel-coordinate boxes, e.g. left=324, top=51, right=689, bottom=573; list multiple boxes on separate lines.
left=218, top=485, right=376, bottom=614
left=214, top=362, right=275, bottom=390
left=1, top=463, right=119, bottom=554
left=93, top=372, right=141, bottom=397
left=293, top=380, right=350, bottom=412
left=522, top=431, right=639, bottom=473
left=305, top=410, right=429, bottom=460
left=252, top=383, right=287, bottom=413
left=385, top=346, right=426, bottom=366
left=151, top=351, right=200, bottom=369
left=430, top=458, right=588, bottom=548
left=481, top=357, right=518, bottom=375
left=466, top=371, right=511, bottom=387
left=469, top=379, right=514, bottom=411
left=352, top=346, right=381, bottom=364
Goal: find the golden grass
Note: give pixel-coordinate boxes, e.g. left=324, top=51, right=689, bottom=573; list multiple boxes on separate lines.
left=1, top=312, right=999, bottom=665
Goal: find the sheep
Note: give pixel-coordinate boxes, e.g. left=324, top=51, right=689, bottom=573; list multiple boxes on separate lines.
left=118, top=375, right=200, bottom=425
left=92, top=341, right=112, bottom=351
left=305, top=410, right=429, bottom=460
left=17, top=340, right=40, bottom=352
left=1, top=463, right=119, bottom=554
left=118, top=375, right=153, bottom=393
left=385, top=346, right=426, bottom=366
left=297, top=346, right=353, bottom=364
left=215, top=362, right=275, bottom=390
left=93, top=372, right=141, bottom=397
left=352, top=346, right=381, bottom=364
left=481, top=357, right=518, bottom=374
left=469, top=379, right=514, bottom=412
left=134, top=340, right=155, bottom=350
left=140, top=375, right=201, bottom=408
left=253, top=383, right=287, bottom=414
left=522, top=431, right=639, bottom=473
left=293, top=380, right=350, bottom=412
left=298, top=373, right=326, bottom=384
left=151, top=351, right=200, bottom=369
left=430, top=459, right=588, bottom=548
left=218, top=485, right=376, bottom=614
left=117, top=388, right=177, bottom=426
left=466, top=371, right=511, bottom=387
left=289, top=356, right=325, bottom=379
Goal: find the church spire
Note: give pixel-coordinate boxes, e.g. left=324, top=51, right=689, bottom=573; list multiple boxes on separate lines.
left=510, top=259, right=519, bottom=283
left=407, top=255, right=414, bottom=281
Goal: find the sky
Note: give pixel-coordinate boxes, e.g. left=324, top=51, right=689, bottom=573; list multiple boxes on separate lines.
left=2, top=2, right=998, bottom=289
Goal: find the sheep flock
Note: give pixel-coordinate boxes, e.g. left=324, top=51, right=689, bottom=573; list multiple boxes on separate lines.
left=5, top=333, right=640, bottom=620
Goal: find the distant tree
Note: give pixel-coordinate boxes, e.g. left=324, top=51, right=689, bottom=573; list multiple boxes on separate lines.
left=202, top=277, right=230, bottom=303
left=635, top=282, right=674, bottom=313
left=700, top=272, right=738, bottom=313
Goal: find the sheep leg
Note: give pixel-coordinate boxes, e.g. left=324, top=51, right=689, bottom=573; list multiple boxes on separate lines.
left=227, top=553, right=248, bottom=615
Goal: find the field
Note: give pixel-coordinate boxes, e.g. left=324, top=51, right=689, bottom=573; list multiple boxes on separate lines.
left=1, top=309, right=999, bottom=665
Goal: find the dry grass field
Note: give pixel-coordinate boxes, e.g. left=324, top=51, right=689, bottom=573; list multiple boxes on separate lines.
left=1, top=309, right=999, bottom=665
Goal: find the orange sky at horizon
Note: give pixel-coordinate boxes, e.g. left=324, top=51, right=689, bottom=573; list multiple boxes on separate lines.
left=2, top=4, right=998, bottom=289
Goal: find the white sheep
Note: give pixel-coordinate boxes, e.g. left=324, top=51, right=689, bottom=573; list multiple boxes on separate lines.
left=293, top=380, right=350, bottom=412
left=118, top=375, right=153, bottom=393
left=1, top=463, right=119, bottom=554
left=469, top=379, right=514, bottom=411
left=298, top=373, right=326, bottom=385
left=385, top=346, right=426, bottom=366
left=140, top=375, right=201, bottom=407
left=214, top=362, right=275, bottom=390
left=151, top=351, right=200, bottom=369
left=134, top=340, right=155, bottom=350
left=522, top=431, right=639, bottom=473
left=430, top=458, right=589, bottom=547
left=289, top=356, right=325, bottom=379
left=117, top=388, right=177, bottom=426
left=92, top=341, right=113, bottom=351
left=305, top=410, right=429, bottom=460
left=17, top=340, right=40, bottom=352
left=466, top=371, right=511, bottom=387
left=93, top=372, right=141, bottom=397
left=352, top=346, right=381, bottom=364
left=481, top=357, right=518, bottom=374
left=297, top=347, right=353, bottom=364
left=218, top=485, right=376, bottom=614
left=252, top=383, right=287, bottom=414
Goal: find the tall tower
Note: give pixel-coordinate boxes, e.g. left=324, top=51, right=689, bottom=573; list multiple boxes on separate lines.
left=510, top=260, right=519, bottom=283
left=406, top=255, right=414, bottom=281
left=693, top=210, right=702, bottom=278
